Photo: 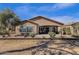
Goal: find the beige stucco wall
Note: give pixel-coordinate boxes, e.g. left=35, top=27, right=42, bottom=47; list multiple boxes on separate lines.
left=70, top=26, right=74, bottom=35
left=72, top=23, right=79, bottom=35
left=67, top=26, right=73, bottom=35
left=15, top=22, right=37, bottom=35
left=62, top=25, right=73, bottom=35
left=23, top=22, right=37, bottom=34
left=15, top=25, right=21, bottom=35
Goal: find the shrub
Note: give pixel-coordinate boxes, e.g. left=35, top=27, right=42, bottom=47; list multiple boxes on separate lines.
left=48, top=32, right=56, bottom=39
left=0, top=30, right=10, bottom=37
left=42, top=36, right=46, bottom=39
left=29, top=32, right=36, bottom=38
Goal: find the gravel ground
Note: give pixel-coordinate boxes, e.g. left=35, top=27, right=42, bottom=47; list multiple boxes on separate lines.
left=0, top=39, right=79, bottom=55
left=0, top=39, right=48, bottom=53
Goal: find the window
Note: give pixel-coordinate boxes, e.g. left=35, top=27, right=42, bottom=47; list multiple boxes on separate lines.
left=19, top=25, right=33, bottom=33
left=19, top=25, right=26, bottom=32
left=27, top=26, right=33, bottom=32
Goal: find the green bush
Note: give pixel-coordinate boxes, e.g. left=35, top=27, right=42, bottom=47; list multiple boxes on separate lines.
left=48, top=32, right=56, bottom=39
left=0, top=30, right=9, bottom=35
left=29, top=32, right=36, bottom=38
left=0, top=30, right=10, bottom=37
left=23, top=32, right=30, bottom=37
left=42, top=36, right=46, bottom=39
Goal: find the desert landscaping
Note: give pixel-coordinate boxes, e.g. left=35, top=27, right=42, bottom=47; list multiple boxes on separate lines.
left=0, top=5, right=79, bottom=55
left=0, top=38, right=79, bottom=55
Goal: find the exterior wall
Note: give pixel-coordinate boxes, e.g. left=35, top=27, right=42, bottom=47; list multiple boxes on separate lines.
left=62, top=25, right=73, bottom=35
left=70, top=26, right=74, bottom=35
left=15, top=22, right=38, bottom=35
left=15, top=25, right=21, bottom=35
left=72, top=23, right=79, bottom=35
left=58, top=26, right=63, bottom=34
left=23, top=22, right=37, bottom=34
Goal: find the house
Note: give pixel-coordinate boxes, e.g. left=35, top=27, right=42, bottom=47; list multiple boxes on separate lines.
left=62, top=25, right=73, bottom=35
left=71, top=22, right=79, bottom=35
left=15, top=16, right=64, bottom=35
left=7, top=16, right=79, bottom=37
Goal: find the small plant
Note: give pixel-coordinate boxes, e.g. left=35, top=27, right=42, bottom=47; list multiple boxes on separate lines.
left=48, top=32, right=56, bottom=39
left=0, top=30, right=10, bottom=37
left=29, top=32, right=36, bottom=38
left=42, top=36, right=46, bottom=39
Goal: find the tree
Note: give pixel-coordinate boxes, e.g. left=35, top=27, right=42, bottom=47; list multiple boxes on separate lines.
left=0, top=8, right=21, bottom=36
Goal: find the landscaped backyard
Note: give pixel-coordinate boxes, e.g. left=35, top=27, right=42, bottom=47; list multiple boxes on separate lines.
left=0, top=38, right=79, bottom=55
left=0, top=7, right=79, bottom=55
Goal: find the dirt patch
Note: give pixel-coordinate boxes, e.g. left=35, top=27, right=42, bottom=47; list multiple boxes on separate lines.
left=0, top=39, right=47, bottom=52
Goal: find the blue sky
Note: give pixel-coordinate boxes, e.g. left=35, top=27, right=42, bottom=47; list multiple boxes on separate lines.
left=0, top=3, right=79, bottom=24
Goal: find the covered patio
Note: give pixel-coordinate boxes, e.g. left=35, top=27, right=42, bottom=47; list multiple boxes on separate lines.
left=39, top=26, right=59, bottom=34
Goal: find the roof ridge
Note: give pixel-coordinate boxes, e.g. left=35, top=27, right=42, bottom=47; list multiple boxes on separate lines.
left=28, top=16, right=64, bottom=25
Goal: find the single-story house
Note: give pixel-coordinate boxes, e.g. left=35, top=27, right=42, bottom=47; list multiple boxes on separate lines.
left=15, top=16, right=64, bottom=35
left=10, top=16, right=79, bottom=36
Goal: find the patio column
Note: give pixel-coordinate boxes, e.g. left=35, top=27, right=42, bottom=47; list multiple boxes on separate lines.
left=37, top=25, right=39, bottom=34
left=49, top=26, right=52, bottom=32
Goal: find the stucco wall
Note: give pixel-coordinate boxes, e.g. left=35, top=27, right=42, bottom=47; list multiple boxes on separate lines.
left=15, top=25, right=21, bottom=35
left=72, top=23, right=79, bottom=35
left=15, top=22, right=37, bottom=35
left=23, top=22, right=37, bottom=34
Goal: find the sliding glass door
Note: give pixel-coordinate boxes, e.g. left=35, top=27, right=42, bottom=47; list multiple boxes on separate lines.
left=39, top=26, right=58, bottom=34
left=39, top=26, right=49, bottom=34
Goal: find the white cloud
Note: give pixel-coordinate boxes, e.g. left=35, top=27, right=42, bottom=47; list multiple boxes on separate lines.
left=51, top=16, right=79, bottom=24
left=53, top=3, right=74, bottom=9
left=14, top=3, right=75, bottom=15
left=13, top=3, right=76, bottom=21
left=38, top=3, right=75, bottom=12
